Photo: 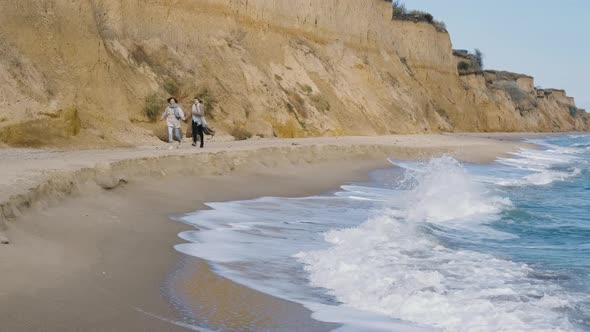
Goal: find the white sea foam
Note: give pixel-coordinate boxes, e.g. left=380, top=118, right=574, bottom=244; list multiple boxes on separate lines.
left=296, top=213, right=576, bottom=331
left=394, top=156, right=511, bottom=224
left=521, top=167, right=581, bottom=186
left=296, top=157, right=577, bottom=331
left=486, top=141, right=585, bottom=186
left=174, top=195, right=432, bottom=331
left=172, top=138, right=589, bottom=331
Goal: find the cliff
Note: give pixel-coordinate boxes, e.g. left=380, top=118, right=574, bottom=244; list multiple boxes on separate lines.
left=0, top=0, right=587, bottom=147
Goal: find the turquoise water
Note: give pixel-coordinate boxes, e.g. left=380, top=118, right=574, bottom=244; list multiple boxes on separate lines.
left=472, top=135, right=590, bottom=329
left=174, top=134, right=590, bottom=331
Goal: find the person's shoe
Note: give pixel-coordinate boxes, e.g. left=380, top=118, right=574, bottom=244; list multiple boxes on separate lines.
left=192, top=142, right=196, bottom=147
left=177, top=142, right=182, bottom=149
left=168, top=145, right=174, bottom=150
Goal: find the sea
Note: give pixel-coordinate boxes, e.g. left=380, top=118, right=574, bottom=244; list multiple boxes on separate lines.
left=173, top=134, right=590, bottom=332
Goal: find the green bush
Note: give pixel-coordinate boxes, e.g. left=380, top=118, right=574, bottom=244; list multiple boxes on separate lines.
left=474, top=49, right=484, bottom=70
left=433, top=20, right=447, bottom=32
left=407, top=10, right=431, bottom=21
left=163, top=81, right=179, bottom=96
left=391, top=1, right=407, bottom=16
left=455, top=49, right=483, bottom=72
left=457, top=61, right=470, bottom=72
left=195, top=87, right=218, bottom=118
left=144, top=93, right=165, bottom=122
left=388, top=1, right=446, bottom=32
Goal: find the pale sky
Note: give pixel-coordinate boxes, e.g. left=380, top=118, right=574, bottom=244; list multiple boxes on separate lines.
left=407, top=0, right=589, bottom=111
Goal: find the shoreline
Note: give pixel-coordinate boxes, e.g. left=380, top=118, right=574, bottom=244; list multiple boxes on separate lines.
left=0, top=134, right=536, bottom=237
left=164, top=160, right=388, bottom=332
left=0, top=159, right=389, bottom=331
left=0, top=134, right=537, bottom=331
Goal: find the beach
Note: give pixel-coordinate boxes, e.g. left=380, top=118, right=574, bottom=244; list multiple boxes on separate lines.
left=1, top=0, right=587, bottom=329
left=0, top=134, right=529, bottom=331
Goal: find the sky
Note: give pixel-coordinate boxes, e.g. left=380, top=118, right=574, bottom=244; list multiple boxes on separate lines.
left=406, top=0, right=589, bottom=111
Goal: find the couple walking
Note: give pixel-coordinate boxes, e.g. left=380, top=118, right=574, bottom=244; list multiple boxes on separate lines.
left=161, top=97, right=208, bottom=149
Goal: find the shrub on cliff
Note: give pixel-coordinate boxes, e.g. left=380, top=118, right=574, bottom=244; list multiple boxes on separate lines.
left=458, top=61, right=471, bottom=72
left=407, top=10, right=432, bottom=22
left=494, top=81, right=528, bottom=101
left=390, top=0, right=407, bottom=16
left=433, top=20, right=447, bottom=32
left=492, top=80, right=539, bottom=114
left=194, top=87, right=218, bottom=118
left=387, top=1, right=447, bottom=32
left=455, top=49, right=484, bottom=73
left=229, top=124, right=253, bottom=140
left=144, top=93, right=165, bottom=122
left=474, top=49, right=484, bottom=70
left=163, top=81, right=179, bottom=96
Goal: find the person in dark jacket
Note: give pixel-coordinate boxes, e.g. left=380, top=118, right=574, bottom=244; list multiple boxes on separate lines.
left=191, top=97, right=206, bottom=148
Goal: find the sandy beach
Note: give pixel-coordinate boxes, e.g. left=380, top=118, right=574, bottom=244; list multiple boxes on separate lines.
left=0, top=134, right=531, bottom=331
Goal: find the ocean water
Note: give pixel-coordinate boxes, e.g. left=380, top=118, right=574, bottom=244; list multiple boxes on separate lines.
left=173, top=134, right=590, bottom=332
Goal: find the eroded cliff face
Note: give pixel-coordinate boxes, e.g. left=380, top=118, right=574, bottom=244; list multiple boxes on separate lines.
left=0, top=0, right=587, bottom=147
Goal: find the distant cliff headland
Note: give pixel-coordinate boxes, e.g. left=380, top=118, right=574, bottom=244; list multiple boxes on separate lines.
left=0, top=0, right=587, bottom=147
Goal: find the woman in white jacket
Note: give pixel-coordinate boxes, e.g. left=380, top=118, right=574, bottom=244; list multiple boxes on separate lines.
left=161, top=97, right=186, bottom=149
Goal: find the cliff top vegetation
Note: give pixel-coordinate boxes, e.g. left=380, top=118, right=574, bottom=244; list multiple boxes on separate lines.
left=387, top=0, right=447, bottom=32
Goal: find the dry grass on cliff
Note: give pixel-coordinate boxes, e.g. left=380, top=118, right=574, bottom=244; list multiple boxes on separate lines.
left=493, top=81, right=529, bottom=102
left=229, top=124, right=253, bottom=141
left=0, top=108, right=81, bottom=147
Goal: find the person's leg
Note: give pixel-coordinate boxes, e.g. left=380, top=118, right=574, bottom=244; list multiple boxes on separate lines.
left=175, top=127, right=182, bottom=143
left=198, top=125, right=204, bottom=148
left=167, top=126, right=173, bottom=143
left=192, top=121, right=198, bottom=145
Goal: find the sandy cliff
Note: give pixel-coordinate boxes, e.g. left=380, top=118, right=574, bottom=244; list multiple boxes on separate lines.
left=0, top=0, right=587, bottom=147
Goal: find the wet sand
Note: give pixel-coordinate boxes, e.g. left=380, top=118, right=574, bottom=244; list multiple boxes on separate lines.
left=0, top=134, right=532, bottom=331
left=0, top=160, right=387, bottom=331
